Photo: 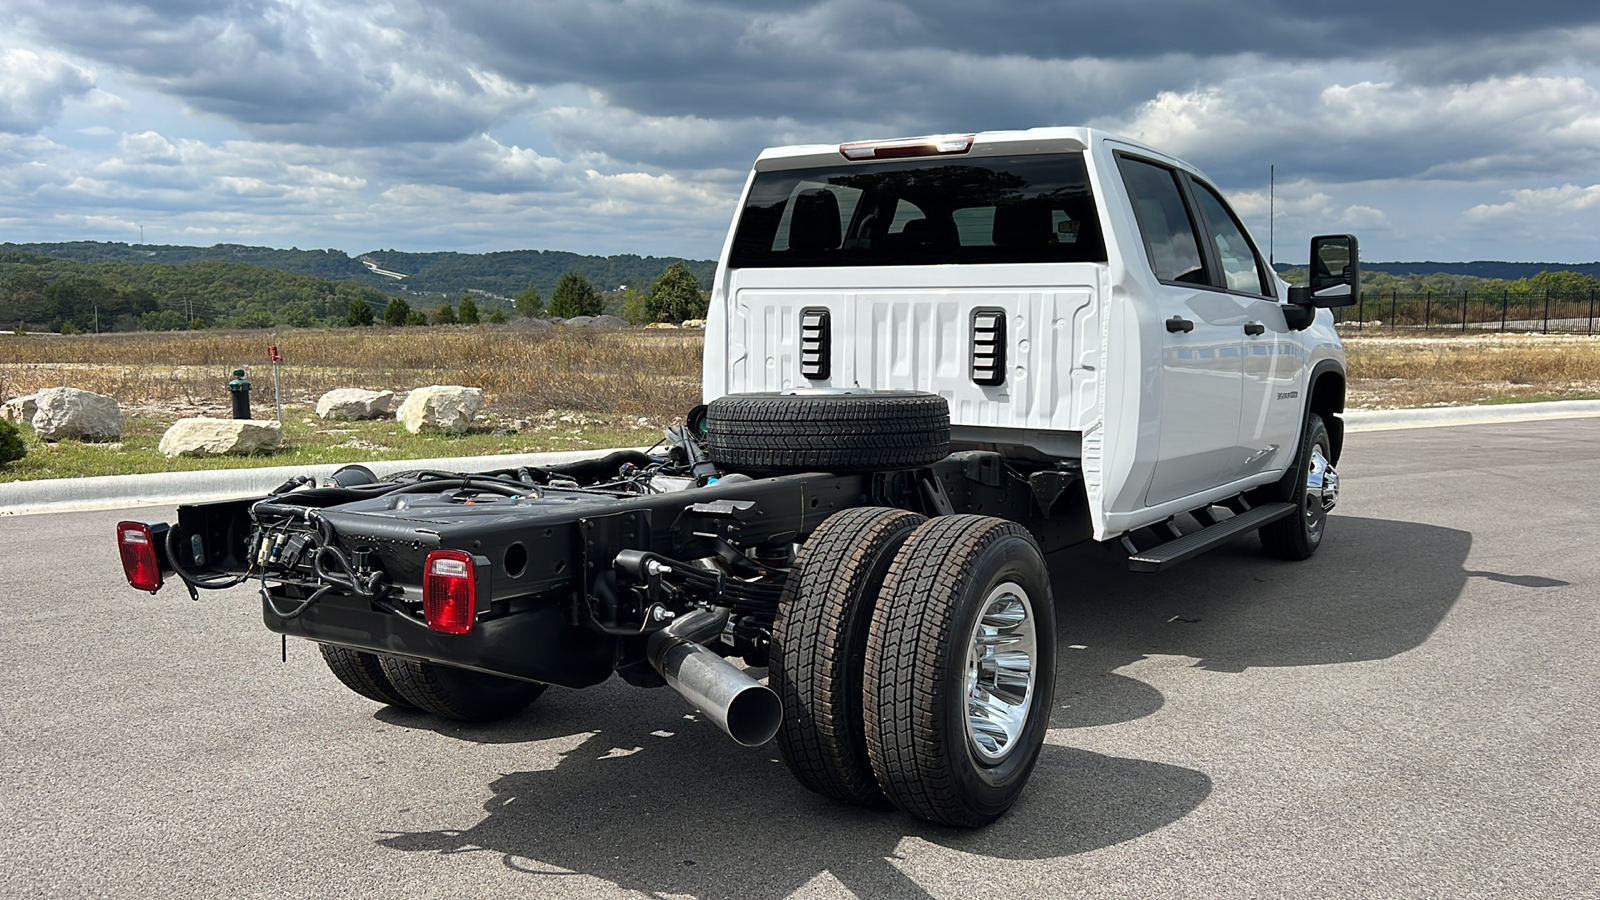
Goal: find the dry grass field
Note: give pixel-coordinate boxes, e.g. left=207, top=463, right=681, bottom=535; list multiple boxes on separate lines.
left=1343, top=333, right=1600, bottom=408
left=3, top=326, right=1599, bottom=481
left=0, top=326, right=704, bottom=419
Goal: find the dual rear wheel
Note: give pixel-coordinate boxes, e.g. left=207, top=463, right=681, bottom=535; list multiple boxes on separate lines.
left=773, top=508, right=1055, bottom=827
left=318, top=644, right=546, bottom=722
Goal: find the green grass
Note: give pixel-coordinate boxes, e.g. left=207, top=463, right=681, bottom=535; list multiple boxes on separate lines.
left=0, top=407, right=663, bottom=482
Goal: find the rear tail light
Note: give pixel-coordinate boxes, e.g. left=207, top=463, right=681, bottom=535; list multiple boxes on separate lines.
left=117, top=521, right=164, bottom=593
left=839, top=133, right=974, bottom=160
left=423, top=550, right=477, bottom=635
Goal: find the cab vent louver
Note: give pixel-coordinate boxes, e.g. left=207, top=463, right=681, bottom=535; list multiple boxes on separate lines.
left=800, top=308, right=830, bottom=381
left=971, top=309, right=1006, bottom=386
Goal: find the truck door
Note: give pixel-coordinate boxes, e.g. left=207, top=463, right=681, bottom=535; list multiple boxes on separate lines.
left=1187, top=179, right=1303, bottom=479
left=1115, top=154, right=1247, bottom=507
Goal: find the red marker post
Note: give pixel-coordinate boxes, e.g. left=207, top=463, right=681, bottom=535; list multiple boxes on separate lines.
left=267, top=345, right=284, bottom=426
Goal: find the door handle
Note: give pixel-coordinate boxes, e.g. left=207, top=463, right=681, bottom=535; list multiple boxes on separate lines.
left=1243, top=322, right=1265, bottom=336
left=1166, top=316, right=1194, bottom=333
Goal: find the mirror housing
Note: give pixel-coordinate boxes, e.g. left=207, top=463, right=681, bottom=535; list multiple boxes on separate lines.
left=1288, top=234, right=1360, bottom=309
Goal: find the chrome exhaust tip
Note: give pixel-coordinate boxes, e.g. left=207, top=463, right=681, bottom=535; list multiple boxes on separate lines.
left=648, top=609, right=783, bottom=747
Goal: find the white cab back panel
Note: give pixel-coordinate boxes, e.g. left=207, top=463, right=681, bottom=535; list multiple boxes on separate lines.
left=716, top=265, right=1104, bottom=437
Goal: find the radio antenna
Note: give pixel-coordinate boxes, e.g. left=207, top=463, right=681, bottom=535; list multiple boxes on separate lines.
left=1269, top=165, right=1275, bottom=268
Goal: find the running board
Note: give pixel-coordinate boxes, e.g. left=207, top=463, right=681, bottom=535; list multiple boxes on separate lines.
left=1125, top=502, right=1296, bottom=573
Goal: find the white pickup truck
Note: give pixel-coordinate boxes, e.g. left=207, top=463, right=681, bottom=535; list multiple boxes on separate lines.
left=119, top=126, right=1357, bottom=830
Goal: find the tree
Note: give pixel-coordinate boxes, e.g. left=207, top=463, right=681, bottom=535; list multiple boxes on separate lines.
left=547, top=271, right=603, bottom=318
left=515, top=286, right=544, bottom=318
left=384, top=297, right=412, bottom=326
left=646, top=262, right=708, bottom=322
left=139, top=309, right=189, bottom=331
left=406, top=309, right=429, bottom=326
left=488, top=308, right=506, bottom=324
left=618, top=286, right=651, bottom=325
left=345, top=297, right=375, bottom=327
left=434, top=303, right=458, bottom=325
left=458, top=295, right=480, bottom=324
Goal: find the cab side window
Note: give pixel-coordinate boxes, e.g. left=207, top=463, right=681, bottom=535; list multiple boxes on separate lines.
left=1117, top=156, right=1207, bottom=285
left=1192, top=182, right=1271, bottom=296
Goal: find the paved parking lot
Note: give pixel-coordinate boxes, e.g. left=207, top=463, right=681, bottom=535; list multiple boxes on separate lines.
left=2, top=418, right=1596, bottom=899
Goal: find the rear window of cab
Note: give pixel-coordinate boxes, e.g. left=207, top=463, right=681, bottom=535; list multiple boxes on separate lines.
left=729, top=153, right=1107, bottom=268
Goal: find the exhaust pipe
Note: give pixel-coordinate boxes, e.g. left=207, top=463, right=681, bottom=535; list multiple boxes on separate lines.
left=648, top=609, right=783, bottom=747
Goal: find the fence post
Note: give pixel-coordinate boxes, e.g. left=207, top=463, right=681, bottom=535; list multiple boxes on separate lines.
left=1358, top=291, right=1365, bottom=331
left=1390, top=291, right=1397, bottom=331
left=1501, top=290, right=1508, bottom=333
left=1463, top=292, right=1469, bottom=331
left=1589, top=289, right=1595, bottom=337
left=1543, top=290, right=1550, bottom=334
left=1424, top=292, right=1431, bottom=332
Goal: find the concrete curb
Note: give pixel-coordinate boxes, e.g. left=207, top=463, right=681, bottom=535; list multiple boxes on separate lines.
left=5, top=400, right=1599, bottom=516
left=0, top=449, right=648, bottom=517
left=1342, top=399, right=1600, bottom=432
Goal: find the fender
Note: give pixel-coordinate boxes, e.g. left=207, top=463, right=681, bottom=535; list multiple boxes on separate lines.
left=1305, top=359, right=1347, bottom=463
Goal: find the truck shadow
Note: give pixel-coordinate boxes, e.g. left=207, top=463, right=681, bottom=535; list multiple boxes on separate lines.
left=377, top=514, right=1473, bottom=897
left=1051, top=514, right=1474, bottom=727
left=377, top=715, right=1210, bottom=899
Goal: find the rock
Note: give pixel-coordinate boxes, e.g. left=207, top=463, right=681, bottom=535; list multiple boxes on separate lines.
left=159, top=418, right=283, bottom=458
left=681, top=318, right=707, bottom=329
left=2, top=393, right=37, bottom=426
left=316, top=388, right=396, bottom=420
left=561, top=315, right=595, bottom=328
left=396, top=385, right=484, bottom=434
left=30, top=387, right=123, bottom=442
left=644, top=322, right=678, bottom=329
left=588, top=314, right=629, bottom=328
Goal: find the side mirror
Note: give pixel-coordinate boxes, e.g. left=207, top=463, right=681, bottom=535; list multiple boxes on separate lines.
left=1288, top=234, right=1360, bottom=308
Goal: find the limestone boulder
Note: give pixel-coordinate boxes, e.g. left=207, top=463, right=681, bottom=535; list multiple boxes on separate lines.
left=681, top=318, right=707, bottom=329
left=396, top=385, right=484, bottom=434
left=588, top=314, right=629, bottom=328
left=30, top=387, right=123, bottom=442
left=316, top=388, right=396, bottom=421
left=2, top=394, right=38, bottom=426
left=159, top=418, right=283, bottom=458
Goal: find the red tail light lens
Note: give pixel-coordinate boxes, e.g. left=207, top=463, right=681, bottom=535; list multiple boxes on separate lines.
left=117, top=521, right=164, bottom=593
left=423, top=550, right=476, bottom=635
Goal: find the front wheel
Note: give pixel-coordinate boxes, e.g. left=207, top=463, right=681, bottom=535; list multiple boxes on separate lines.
left=864, top=516, right=1056, bottom=828
left=1256, top=413, right=1338, bottom=560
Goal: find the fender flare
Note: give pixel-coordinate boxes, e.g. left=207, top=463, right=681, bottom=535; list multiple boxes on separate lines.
left=1305, top=359, right=1347, bottom=464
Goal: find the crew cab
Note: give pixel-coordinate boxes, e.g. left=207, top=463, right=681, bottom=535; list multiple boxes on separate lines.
left=116, top=127, right=1357, bottom=828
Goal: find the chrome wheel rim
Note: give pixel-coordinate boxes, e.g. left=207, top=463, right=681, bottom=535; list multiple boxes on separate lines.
left=964, top=582, right=1037, bottom=763
left=1304, top=444, right=1337, bottom=539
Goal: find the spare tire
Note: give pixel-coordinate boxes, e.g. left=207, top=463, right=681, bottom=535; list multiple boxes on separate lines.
left=706, top=391, right=949, bottom=473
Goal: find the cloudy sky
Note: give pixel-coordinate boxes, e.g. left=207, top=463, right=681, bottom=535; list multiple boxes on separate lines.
left=2, top=0, right=1599, bottom=263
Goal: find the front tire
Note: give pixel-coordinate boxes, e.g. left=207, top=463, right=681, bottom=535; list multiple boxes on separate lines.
left=864, top=516, right=1056, bottom=827
left=772, top=507, right=926, bottom=808
left=1256, top=413, right=1338, bottom=560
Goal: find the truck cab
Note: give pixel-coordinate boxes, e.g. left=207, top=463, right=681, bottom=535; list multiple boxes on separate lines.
left=702, top=127, right=1350, bottom=542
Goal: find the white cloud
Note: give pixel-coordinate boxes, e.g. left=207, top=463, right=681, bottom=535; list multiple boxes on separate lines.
left=0, top=48, right=95, bottom=134
left=1467, top=184, right=1600, bottom=220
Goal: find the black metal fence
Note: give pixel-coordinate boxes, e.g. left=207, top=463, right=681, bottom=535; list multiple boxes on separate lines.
left=1332, top=290, right=1600, bottom=335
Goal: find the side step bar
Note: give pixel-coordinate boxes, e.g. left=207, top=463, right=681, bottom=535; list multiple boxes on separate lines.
left=1125, top=502, right=1296, bottom=573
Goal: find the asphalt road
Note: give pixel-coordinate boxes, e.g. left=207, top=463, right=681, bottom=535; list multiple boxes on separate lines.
left=3, top=419, right=1597, bottom=899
